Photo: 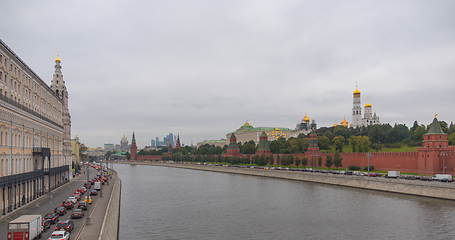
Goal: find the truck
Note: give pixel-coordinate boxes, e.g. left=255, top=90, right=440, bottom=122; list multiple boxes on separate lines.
left=94, top=181, right=102, bottom=191
left=432, top=174, right=453, bottom=182
left=7, top=215, right=43, bottom=240
left=387, top=171, right=400, bottom=178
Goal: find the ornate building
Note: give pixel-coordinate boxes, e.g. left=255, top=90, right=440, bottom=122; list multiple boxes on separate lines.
left=0, top=39, right=71, bottom=215
left=227, top=119, right=315, bottom=145
left=351, top=88, right=380, bottom=127
left=120, top=135, right=129, bottom=152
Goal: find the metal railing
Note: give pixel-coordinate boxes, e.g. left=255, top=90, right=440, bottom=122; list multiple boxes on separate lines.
left=0, top=170, right=44, bottom=188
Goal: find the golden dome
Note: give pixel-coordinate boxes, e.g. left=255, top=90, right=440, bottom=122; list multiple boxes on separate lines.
left=241, top=121, right=253, bottom=128
left=303, top=115, right=310, bottom=122
left=353, top=88, right=361, bottom=94
left=55, top=57, right=61, bottom=63
left=340, top=119, right=349, bottom=127
left=364, top=103, right=372, bottom=107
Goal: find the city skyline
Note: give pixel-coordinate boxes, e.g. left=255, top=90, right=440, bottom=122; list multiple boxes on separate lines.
left=1, top=0, right=455, bottom=147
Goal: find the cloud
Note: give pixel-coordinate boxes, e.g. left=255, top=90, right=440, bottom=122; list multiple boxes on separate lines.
left=1, top=0, right=454, bottom=147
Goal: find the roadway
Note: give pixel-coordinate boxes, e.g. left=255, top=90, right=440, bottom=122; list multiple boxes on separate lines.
left=0, top=166, right=112, bottom=240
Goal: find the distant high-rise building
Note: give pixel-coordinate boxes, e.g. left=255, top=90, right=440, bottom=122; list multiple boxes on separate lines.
left=151, top=139, right=156, bottom=147
left=164, top=133, right=175, bottom=147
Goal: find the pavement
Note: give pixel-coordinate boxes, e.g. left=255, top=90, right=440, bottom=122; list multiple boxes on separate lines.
left=0, top=167, right=115, bottom=240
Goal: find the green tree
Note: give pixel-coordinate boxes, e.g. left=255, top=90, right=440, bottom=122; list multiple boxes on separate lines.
left=287, top=138, right=302, bottom=153
left=449, top=132, right=455, bottom=145
left=333, top=152, right=342, bottom=168
left=325, top=155, right=333, bottom=168
left=317, top=136, right=331, bottom=150
left=240, top=140, right=256, bottom=154
left=301, top=157, right=308, bottom=166
left=332, top=136, right=345, bottom=152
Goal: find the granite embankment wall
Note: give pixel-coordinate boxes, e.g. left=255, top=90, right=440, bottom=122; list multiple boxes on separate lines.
left=99, top=173, right=122, bottom=240
left=124, top=161, right=455, bottom=201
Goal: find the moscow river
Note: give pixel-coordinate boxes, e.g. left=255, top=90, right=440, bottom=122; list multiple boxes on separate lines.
left=114, top=164, right=455, bottom=240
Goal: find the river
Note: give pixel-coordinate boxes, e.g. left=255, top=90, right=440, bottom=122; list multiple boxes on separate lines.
left=114, top=164, right=455, bottom=240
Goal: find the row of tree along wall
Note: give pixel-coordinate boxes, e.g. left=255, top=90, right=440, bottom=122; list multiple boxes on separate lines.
left=163, top=151, right=422, bottom=173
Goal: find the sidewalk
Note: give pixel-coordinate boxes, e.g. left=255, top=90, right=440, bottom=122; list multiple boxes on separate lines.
left=75, top=172, right=118, bottom=240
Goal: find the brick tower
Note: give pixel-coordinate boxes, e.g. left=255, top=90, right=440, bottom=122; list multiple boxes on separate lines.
left=130, top=132, right=137, bottom=161
left=306, top=132, right=321, bottom=167
left=417, top=117, right=451, bottom=174
left=175, top=134, right=181, bottom=149
left=225, top=133, right=241, bottom=157
left=256, top=132, right=272, bottom=155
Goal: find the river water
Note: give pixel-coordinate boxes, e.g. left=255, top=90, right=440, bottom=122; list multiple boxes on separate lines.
left=114, top=164, right=455, bottom=240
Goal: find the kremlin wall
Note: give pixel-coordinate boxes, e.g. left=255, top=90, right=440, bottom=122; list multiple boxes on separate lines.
left=129, top=88, right=455, bottom=176
left=130, top=117, right=455, bottom=176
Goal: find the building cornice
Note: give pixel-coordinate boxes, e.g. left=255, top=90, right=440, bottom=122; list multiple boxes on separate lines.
left=0, top=38, right=63, bottom=103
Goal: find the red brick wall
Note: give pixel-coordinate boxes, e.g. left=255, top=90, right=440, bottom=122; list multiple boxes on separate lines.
left=137, top=155, right=163, bottom=161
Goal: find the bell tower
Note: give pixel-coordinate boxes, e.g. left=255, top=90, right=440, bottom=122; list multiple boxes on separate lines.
left=51, top=56, right=72, bottom=169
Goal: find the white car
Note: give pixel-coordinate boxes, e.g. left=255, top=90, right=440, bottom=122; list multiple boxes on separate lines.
left=48, top=230, right=70, bottom=240
left=67, top=196, right=77, bottom=204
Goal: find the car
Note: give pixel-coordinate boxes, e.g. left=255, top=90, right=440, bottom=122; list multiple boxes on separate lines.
left=70, top=209, right=84, bottom=219
left=63, top=201, right=73, bottom=210
left=77, top=201, right=88, bottom=210
left=90, top=189, right=98, bottom=196
left=67, top=196, right=78, bottom=203
left=54, top=220, right=74, bottom=232
left=42, top=219, right=52, bottom=231
left=72, top=194, right=81, bottom=201
left=44, top=212, right=60, bottom=224
left=54, top=206, right=67, bottom=216
left=48, top=230, right=70, bottom=240
left=84, top=196, right=93, bottom=204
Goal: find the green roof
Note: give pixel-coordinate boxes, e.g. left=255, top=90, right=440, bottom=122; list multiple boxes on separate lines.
left=237, top=127, right=291, bottom=132
left=426, top=118, right=445, bottom=134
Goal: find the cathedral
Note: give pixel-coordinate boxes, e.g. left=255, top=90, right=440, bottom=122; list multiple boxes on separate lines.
left=351, top=88, right=380, bottom=128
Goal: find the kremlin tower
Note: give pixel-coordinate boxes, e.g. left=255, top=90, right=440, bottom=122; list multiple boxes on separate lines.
left=130, top=132, right=137, bottom=160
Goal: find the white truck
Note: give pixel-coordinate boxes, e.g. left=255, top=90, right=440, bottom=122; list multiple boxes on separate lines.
left=387, top=171, right=400, bottom=178
left=94, top=181, right=102, bottom=191
left=7, top=215, right=43, bottom=240
left=432, top=174, right=453, bottom=182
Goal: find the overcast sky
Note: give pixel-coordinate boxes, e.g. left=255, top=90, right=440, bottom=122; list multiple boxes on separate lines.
left=1, top=0, right=455, bottom=147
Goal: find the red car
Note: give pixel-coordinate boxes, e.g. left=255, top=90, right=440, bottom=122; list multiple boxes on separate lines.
left=54, top=207, right=67, bottom=216
left=54, top=220, right=74, bottom=232
left=70, top=209, right=84, bottom=219
left=63, top=201, right=73, bottom=210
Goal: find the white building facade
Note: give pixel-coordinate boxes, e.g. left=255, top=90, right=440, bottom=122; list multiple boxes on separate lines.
left=351, top=88, right=380, bottom=128
left=0, top=39, right=71, bottom=215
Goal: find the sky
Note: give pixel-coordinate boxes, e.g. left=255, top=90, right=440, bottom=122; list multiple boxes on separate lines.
left=1, top=0, right=455, bottom=148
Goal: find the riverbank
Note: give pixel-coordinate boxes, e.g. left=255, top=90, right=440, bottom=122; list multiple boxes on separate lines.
left=117, top=160, right=455, bottom=201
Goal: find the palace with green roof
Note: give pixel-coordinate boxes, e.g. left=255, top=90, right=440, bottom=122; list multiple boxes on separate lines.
left=226, top=119, right=316, bottom=144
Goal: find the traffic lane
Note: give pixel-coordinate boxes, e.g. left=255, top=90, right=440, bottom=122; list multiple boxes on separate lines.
left=0, top=167, right=99, bottom=240
left=42, top=169, right=108, bottom=240
left=42, top=191, right=100, bottom=240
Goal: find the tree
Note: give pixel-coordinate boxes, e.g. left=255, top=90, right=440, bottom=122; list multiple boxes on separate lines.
left=240, top=140, right=256, bottom=154
left=440, top=121, right=449, bottom=133
left=449, top=132, right=455, bottom=145
left=317, top=136, right=331, bottom=150
left=301, top=157, right=308, bottom=166
left=287, top=138, right=302, bottom=153
left=332, top=136, right=345, bottom=152
left=333, top=152, right=342, bottom=168
left=325, top=155, right=333, bottom=168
